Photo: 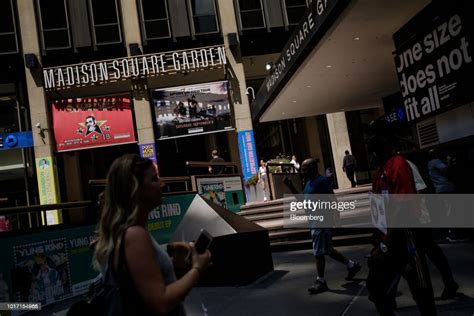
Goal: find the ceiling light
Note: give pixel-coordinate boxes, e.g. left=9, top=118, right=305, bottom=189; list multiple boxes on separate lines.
left=265, top=62, right=274, bottom=71
left=292, top=100, right=297, bottom=103
left=282, top=112, right=286, bottom=115
left=306, top=85, right=312, bottom=88
left=353, top=36, right=360, bottom=41
left=326, top=65, right=332, bottom=68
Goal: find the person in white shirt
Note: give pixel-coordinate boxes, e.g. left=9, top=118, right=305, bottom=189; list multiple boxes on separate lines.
left=290, top=155, right=300, bottom=173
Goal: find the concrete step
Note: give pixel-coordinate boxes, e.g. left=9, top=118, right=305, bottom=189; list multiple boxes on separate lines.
left=239, top=204, right=289, bottom=217
left=270, top=233, right=373, bottom=252
left=240, top=197, right=294, bottom=211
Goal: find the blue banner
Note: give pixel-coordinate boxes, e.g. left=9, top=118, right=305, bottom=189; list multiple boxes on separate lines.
left=238, top=130, right=258, bottom=181
left=0, top=131, right=34, bottom=151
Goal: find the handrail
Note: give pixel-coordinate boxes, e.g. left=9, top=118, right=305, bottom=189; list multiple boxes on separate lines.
left=186, top=160, right=240, bottom=175
left=186, top=161, right=239, bottom=167
left=0, top=200, right=93, bottom=216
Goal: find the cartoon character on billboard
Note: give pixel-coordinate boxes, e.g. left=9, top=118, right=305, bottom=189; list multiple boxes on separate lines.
left=85, top=116, right=103, bottom=136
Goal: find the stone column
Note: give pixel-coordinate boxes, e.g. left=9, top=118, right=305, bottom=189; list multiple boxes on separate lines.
left=17, top=0, right=62, bottom=224
left=119, top=0, right=155, bottom=149
left=217, top=0, right=254, bottom=177
left=326, top=112, right=352, bottom=189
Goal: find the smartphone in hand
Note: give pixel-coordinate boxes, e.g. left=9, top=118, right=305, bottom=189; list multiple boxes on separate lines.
left=194, top=229, right=213, bottom=253
left=186, top=229, right=213, bottom=263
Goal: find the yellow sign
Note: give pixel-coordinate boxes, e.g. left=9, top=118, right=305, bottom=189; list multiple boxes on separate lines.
left=36, top=157, right=61, bottom=225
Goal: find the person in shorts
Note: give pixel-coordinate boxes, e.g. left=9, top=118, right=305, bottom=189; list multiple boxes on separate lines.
left=301, top=158, right=361, bottom=294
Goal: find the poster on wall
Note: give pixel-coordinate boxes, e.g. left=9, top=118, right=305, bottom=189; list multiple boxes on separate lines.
left=238, top=130, right=258, bottom=181
left=152, top=81, right=233, bottom=140
left=52, top=97, right=136, bottom=152
left=195, top=177, right=244, bottom=213
left=393, top=0, right=474, bottom=123
left=36, top=157, right=61, bottom=225
left=13, top=238, right=72, bottom=306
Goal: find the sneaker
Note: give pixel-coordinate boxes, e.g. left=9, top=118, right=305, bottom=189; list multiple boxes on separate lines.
left=308, top=279, right=328, bottom=295
left=440, top=282, right=459, bottom=300
left=346, top=262, right=361, bottom=281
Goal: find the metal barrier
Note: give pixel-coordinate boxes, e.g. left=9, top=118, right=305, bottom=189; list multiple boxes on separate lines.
left=0, top=200, right=93, bottom=234
left=186, top=161, right=240, bottom=175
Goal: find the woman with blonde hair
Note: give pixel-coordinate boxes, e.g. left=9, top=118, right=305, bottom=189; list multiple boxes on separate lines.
left=94, top=154, right=211, bottom=315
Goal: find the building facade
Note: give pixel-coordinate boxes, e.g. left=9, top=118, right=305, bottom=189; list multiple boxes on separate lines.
left=1, top=0, right=328, bottom=222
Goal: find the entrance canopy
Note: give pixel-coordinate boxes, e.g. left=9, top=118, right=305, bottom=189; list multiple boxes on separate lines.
left=252, top=0, right=430, bottom=123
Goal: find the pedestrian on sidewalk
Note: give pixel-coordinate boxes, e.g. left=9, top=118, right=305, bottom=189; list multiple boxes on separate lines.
left=290, top=155, right=300, bottom=173
left=284, top=158, right=361, bottom=295
left=258, top=159, right=269, bottom=201
left=366, top=120, right=436, bottom=316
left=408, top=159, right=459, bottom=299
left=343, top=150, right=357, bottom=187
left=93, top=154, right=211, bottom=315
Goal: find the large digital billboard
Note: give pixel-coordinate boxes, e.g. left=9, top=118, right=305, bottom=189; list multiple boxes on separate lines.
left=52, top=97, right=136, bottom=152
left=152, top=81, right=233, bottom=140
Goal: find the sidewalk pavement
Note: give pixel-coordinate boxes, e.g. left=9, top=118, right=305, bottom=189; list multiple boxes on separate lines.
left=185, top=242, right=474, bottom=316
left=48, top=242, right=474, bottom=316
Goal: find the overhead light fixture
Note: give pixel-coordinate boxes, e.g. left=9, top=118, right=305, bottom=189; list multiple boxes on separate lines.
left=292, top=100, right=297, bottom=103
left=282, top=112, right=286, bottom=115
left=265, top=62, right=274, bottom=71
left=326, top=65, right=332, bottom=68
left=353, top=36, right=360, bottom=41
left=306, top=85, right=312, bottom=88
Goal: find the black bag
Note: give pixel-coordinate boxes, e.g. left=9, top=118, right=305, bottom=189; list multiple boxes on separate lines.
left=67, top=237, right=151, bottom=316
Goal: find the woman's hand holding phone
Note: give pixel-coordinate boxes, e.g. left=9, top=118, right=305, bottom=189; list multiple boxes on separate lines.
left=189, top=242, right=211, bottom=276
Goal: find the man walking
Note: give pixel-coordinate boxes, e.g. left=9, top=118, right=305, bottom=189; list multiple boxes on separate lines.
left=342, top=150, right=357, bottom=187
left=285, top=158, right=361, bottom=294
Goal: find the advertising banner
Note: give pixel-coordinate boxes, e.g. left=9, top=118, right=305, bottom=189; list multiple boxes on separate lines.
left=196, top=177, right=244, bottom=213
left=152, top=81, right=233, bottom=140
left=52, top=97, right=136, bottom=152
left=36, top=157, right=60, bottom=225
left=0, top=193, right=197, bottom=307
left=139, top=143, right=158, bottom=165
left=13, top=238, right=72, bottom=305
left=0, top=225, right=97, bottom=309
left=393, top=0, right=474, bottom=123
left=238, top=130, right=258, bottom=181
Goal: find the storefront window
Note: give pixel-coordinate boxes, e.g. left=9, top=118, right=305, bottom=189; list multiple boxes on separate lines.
left=284, top=0, right=308, bottom=25
left=190, top=0, right=219, bottom=34
left=139, top=0, right=171, bottom=40
left=89, top=0, right=122, bottom=45
left=237, top=0, right=266, bottom=30
left=0, top=0, right=18, bottom=55
left=37, top=0, right=71, bottom=51
left=0, top=96, right=19, bottom=133
left=0, top=96, right=35, bottom=209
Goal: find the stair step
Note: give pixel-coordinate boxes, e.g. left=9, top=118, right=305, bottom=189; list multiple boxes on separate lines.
left=268, top=229, right=310, bottom=239
left=270, top=233, right=373, bottom=252
left=239, top=204, right=289, bottom=216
